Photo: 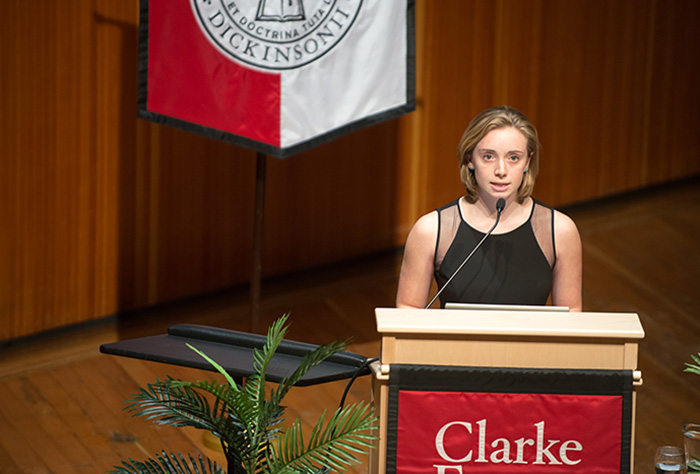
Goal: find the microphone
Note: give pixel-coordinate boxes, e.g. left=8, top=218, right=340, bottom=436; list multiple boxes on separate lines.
left=496, top=197, right=506, bottom=213
left=425, top=198, right=506, bottom=309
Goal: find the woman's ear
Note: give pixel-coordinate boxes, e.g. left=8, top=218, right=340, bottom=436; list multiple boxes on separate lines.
left=467, top=154, right=474, bottom=170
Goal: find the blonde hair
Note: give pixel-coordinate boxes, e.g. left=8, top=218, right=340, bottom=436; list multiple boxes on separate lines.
left=457, top=106, right=541, bottom=203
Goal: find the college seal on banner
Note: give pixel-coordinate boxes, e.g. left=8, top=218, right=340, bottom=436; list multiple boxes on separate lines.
left=191, top=0, right=363, bottom=71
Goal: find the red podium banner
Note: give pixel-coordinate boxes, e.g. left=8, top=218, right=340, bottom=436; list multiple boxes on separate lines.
left=387, top=366, right=633, bottom=474
left=137, top=0, right=415, bottom=158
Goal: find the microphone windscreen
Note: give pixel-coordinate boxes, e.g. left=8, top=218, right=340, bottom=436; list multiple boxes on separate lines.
left=496, top=198, right=506, bottom=212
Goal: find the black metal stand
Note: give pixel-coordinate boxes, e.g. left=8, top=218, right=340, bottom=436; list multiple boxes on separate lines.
left=250, top=151, right=267, bottom=334
left=100, top=324, right=371, bottom=386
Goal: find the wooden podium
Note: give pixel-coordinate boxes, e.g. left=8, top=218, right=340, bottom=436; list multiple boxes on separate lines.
left=369, top=307, right=645, bottom=474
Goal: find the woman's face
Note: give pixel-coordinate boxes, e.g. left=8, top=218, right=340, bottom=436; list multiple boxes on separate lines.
left=469, top=127, right=531, bottom=203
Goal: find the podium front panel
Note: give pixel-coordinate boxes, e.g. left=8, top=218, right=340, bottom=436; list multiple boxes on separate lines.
left=369, top=308, right=644, bottom=474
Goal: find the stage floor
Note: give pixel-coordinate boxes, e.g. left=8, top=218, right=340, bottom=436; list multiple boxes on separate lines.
left=1, top=177, right=699, bottom=474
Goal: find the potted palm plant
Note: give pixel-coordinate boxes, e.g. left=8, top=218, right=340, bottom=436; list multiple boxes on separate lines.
left=107, top=314, right=377, bottom=474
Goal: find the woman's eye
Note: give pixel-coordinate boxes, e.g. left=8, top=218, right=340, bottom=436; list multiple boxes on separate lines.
left=509, top=155, right=519, bottom=161
left=483, top=154, right=493, bottom=160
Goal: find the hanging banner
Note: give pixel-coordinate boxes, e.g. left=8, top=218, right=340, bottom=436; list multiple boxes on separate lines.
left=137, top=0, right=415, bottom=158
left=387, top=365, right=633, bottom=474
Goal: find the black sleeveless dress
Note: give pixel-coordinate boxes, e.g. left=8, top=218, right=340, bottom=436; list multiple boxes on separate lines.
left=434, top=198, right=556, bottom=308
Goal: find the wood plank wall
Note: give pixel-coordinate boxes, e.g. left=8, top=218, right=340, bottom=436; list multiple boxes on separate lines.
left=2, top=0, right=699, bottom=341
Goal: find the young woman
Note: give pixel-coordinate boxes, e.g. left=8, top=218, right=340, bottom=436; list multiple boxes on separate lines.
left=396, top=106, right=582, bottom=311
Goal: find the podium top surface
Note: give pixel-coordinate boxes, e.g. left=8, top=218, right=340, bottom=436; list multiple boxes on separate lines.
left=375, top=307, right=645, bottom=339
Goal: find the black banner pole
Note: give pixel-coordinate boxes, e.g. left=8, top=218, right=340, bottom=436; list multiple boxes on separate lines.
left=250, top=151, right=267, bottom=333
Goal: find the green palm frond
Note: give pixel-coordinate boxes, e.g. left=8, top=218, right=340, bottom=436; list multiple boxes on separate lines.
left=187, top=343, right=240, bottom=389
left=107, top=451, right=225, bottom=474
left=685, top=352, right=700, bottom=375
left=269, top=401, right=378, bottom=474
left=271, top=339, right=349, bottom=405
left=125, top=377, right=243, bottom=434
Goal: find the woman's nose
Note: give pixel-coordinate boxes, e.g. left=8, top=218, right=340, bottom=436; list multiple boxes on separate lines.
left=495, top=158, right=507, bottom=176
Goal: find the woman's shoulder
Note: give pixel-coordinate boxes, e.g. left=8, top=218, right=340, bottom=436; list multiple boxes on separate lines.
left=402, top=210, right=439, bottom=263
left=409, top=209, right=439, bottom=238
left=553, top=209, right=579, bottom=236
left=551, top=208, right=581, bottom=257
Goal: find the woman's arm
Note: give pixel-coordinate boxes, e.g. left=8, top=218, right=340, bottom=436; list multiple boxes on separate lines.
left=396, top=211, right=439, bottom=309
left=551, top=211, right=583, bottom=311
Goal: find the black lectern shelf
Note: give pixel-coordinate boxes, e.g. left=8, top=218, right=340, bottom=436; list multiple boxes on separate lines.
left=99, top=324, right=371, bottom=386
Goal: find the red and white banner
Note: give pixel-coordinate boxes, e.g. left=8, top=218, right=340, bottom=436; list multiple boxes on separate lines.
left=137, top=0, right=415, bottom=158
left=387, top=366, right=633, bottom=474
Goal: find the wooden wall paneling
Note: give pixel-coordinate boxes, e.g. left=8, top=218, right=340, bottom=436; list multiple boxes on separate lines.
left=2, top=0, right=97, bottom=338
left=537, top=0, right=654, bottom=202
left=393, top=0, right=428, bottom=238
left=54, top=0, right=79, bottom=327
left=673, top=1, right=700, bottom=179
left=535, top=0, right=623, bottom=205
left=44, top=1, right=61, bottom=331
left=23, top=1, right=54, bottom=331
left=646, top=0, right=700, bottom=183
left=151, top=131, right=257, bottom=303
left=94, top=3, right=135, bottom=318
left=538, top=0, right=593, bottom=204
left=191, top=144, right=256, bottom=293
left=533, top=0, right=700, bottom=201
left=1, top=0, right=20, bottom=337
left=68, top=0, right=100, bottom=328
left=591, top=0, right=653, bottom=196
left=133, top=120, right=156, bottom=307
left=647, top=0, right=675, bottom=185
left=2, top=0, right=700, bottom=342
left=491, top=0, right=544, bottom=115
left=262, top=120, right=400, bottom=278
